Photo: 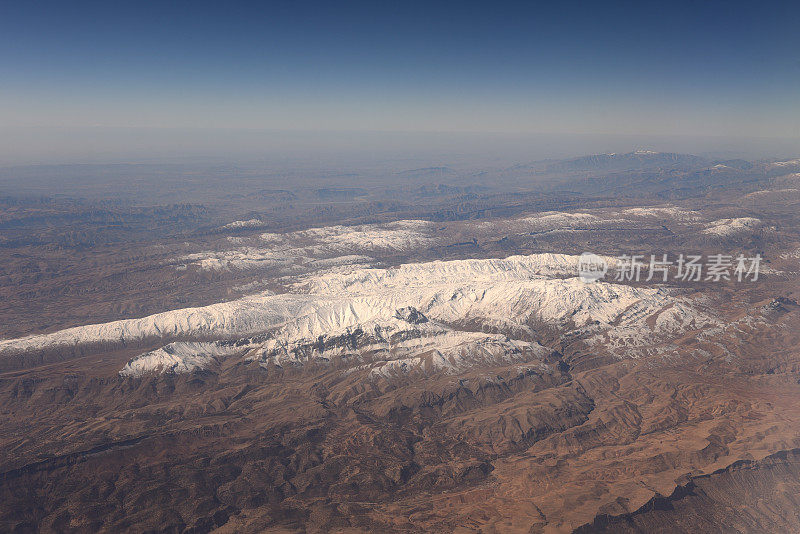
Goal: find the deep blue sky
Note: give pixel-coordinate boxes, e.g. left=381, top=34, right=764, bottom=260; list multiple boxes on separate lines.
left=0, top=1, right=798, bottom=161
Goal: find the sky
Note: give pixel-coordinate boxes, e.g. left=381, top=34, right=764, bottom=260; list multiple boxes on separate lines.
left=0, top=0, right=798, bottom=163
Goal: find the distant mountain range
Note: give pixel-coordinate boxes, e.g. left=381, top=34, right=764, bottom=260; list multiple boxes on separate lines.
left=544, top=150, right=708, bottom=173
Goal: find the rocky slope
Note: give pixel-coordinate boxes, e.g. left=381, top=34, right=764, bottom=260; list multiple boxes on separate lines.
left=2, top=162, right=800, bottom=533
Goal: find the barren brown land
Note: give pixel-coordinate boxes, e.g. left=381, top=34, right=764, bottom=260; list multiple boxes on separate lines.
left=2, top=152, right=800, bottom=532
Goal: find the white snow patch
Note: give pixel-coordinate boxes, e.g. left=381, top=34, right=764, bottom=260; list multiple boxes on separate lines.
left=185, top=220, right=433, bottom=272
left=622, top=206, right=702, bottom=221
left=120, top=341, right=242, bottom=377
left=219, top=219, right=266, bottom=230
left=768, top=159, right=800, bottom=169
left=701, top=217, right=762, bottom=237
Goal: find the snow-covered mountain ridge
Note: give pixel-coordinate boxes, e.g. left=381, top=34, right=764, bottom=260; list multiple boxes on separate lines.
left=0, top=252, right=715, bottom=377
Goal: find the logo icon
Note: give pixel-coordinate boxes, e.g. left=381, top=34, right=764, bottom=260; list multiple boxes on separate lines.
left=577, top=252, right=608, bottom=283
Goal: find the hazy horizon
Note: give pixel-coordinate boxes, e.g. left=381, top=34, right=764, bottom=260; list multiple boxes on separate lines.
left=2, top=0, right=798, bottom=165
left=1, top=127, right=798, bottom=167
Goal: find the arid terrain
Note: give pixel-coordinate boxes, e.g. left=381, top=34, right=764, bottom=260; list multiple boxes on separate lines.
left=2, top=151, right=800, bottom=533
